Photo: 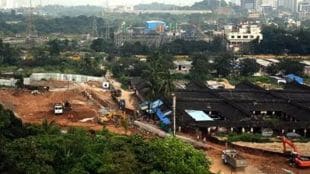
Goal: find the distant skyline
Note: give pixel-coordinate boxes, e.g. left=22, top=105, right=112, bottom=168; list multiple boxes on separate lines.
left=1, top=0, right=234, bottom=8
left=41, top=0, right=232, bottom=7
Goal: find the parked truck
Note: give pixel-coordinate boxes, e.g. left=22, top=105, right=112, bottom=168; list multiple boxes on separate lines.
left=222, top=149, right=248, bottom=168
left=53, top=101, right=71, bottom=115
left=53, top=103, right=64, bottom=115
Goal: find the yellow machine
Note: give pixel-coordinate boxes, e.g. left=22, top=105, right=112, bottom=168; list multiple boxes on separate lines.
left=98, top=111, right=126, bottom=126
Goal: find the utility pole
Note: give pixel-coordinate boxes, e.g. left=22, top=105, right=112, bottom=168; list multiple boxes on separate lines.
left=172, top=93, right=176, bottom=136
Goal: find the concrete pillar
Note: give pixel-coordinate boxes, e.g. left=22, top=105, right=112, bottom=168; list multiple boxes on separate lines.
left=282, top=129, right=285, bottom=134
left=242, top=127, right=245, bottom=133
left=231, top=127, right=234, bottom=132
left=178, top=126, right=181, bottom=132
left=250, top=127, right=254, bottom=133
left=172, top=93, right=176, bottom=136
left=304, top=129, right=307, bottom=137
left=207, top=128, right=211, bottom=135
left=293, top=129, right=296, bottom=133
left=203, top=137, right=206, bottom=142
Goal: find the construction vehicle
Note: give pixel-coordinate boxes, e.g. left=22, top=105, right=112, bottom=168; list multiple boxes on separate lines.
left=111, top=89, right=126, bottom=111
left=98, top=110, right=126, bottom=126
left=53, top=101, right=72, bottom=115
left=111, top=89, right=122, bottom=98
left=279, top=136, right=310, bottom=168
left=222, top=149, right=248, bottom=168
left=54, top=103, right=64, bottom=115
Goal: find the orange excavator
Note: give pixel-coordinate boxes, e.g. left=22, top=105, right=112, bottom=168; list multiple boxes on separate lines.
left=279, top=136, right=310, bottom=168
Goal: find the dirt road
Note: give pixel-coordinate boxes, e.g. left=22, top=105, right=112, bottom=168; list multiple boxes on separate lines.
left=105, top=71, right=138, bottom=110
left=206, top=140, right=310, bottom=174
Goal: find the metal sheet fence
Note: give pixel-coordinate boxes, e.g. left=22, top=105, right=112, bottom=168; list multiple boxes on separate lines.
left=0, top=79, right=17, bottom=87
left=29, top=73, right=106, bottom=83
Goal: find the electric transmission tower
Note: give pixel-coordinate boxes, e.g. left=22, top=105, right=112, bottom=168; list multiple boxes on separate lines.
left=103, top=0, right=110, bottom=40
left=92, top=16, right=98, bottom=38
left=26, top=0, right=36, bottom=47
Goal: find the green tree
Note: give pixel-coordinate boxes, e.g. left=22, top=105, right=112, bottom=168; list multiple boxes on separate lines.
left=148, top=138, right=210, bottom=174
left=90, top=38, right=115, bottom=53
left=278, top=59, right=305, bottom=76
left=266, top=63, right=279, bottom=76
left=142, top=53, right=175, bottom=100
left=0, top=39, right=19, bottom=65
left=47, top=39, right=61, bottom=56
left=213, top=52, right=234, bottom=77
left=239, top=58, right=260, bottom=76
left=190, top=53, right=212, bottom=84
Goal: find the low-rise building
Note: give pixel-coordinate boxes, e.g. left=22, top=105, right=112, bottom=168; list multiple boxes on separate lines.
left=301, top=60, right=310, bottom=76
left=173, top=60, right=192, bottom=74
left=225, top=24, right=263, bottom=52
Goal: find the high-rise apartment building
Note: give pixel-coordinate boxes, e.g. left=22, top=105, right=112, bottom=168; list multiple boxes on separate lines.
left=241, top=0, right=257, bottom=10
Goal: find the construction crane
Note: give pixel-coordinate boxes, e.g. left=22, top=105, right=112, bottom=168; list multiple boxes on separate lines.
left=279, top=136, right=310, bottom=168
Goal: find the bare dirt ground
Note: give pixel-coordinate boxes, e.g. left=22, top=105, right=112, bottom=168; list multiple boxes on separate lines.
left=206, top=140, right=310, bottom=174
left=0, top=83, right=132, bottom=135
left=234, top=142, right=310, bottom=157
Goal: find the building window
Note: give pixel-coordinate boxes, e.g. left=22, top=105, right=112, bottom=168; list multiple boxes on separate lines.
left=243, top=35, right=248, bottom=39
left=231, top=36, right=235, bottom=39
left=237, top=35, right=241, bottom=38
left=250, top=35, right=254, bottom=38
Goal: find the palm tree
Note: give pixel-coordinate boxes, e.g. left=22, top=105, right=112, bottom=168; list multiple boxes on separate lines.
left=142, top=52, right=175, bottom=100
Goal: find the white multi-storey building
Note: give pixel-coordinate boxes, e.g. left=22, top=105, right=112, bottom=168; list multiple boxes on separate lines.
left=225, top=24, right=263, bottom=52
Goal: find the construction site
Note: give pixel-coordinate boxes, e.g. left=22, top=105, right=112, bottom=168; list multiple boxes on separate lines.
left=0, top=76, right=138, bottom=134
left=0, top=73, right=310, bottom=173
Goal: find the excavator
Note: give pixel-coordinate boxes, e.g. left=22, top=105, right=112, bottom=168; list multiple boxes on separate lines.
left=279, top=136, right=310, bottom=168
left=98, top=110, right=127, bottom=126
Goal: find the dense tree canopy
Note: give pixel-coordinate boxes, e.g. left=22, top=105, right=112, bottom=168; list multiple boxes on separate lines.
left=0, top=39, right=20, bottom=65
left=247, top=26, right=310, bottom=55
left=277, top=59, right=305, bottom=76
left=190, top=54, right=212, bottom=84
left=160, top=37, right=226, bottom=55
left=239, top=58, right=260, bottom=76
left=0, top=105, right=211, bottom=174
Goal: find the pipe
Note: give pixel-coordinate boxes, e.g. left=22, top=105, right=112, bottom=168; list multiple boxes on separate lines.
left=134, top=121, right=207, bottom=149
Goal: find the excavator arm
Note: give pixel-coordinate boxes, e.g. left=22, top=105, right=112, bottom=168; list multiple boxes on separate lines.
left=279, top=136, right=310, bottom=168
left=280, top=136, right=298, bottom=154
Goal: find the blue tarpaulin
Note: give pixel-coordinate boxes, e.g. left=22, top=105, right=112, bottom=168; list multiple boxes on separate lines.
left=285, top=74, right=304, bottom=85
left=150, top=99, right=171, bottom=125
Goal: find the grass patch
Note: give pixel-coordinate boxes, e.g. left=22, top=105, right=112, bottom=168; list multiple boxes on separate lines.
left=305, top=76, right=310, bottom=85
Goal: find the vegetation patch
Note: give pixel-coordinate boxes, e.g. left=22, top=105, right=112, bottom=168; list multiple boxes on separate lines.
left=227, top=133, right=270, bottom=143
left=0, top=104, right=211, bottom=174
